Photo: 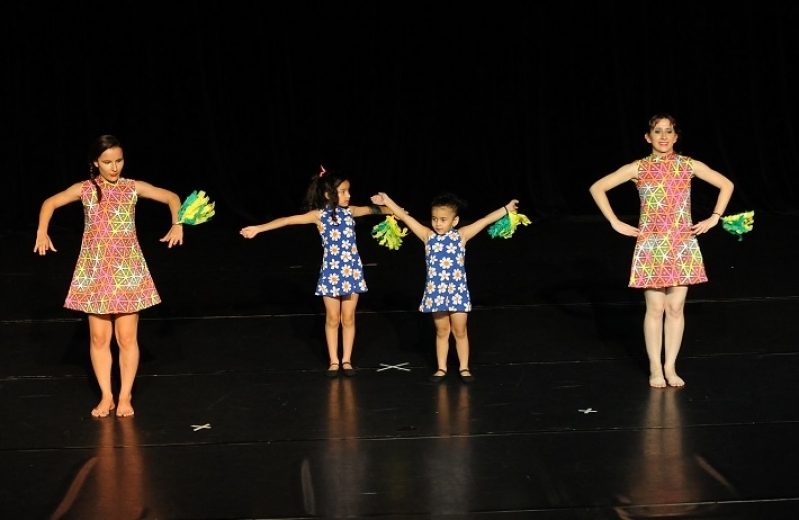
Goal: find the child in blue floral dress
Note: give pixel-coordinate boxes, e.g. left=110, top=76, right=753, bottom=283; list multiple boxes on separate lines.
left=241, top=167, right=393, bottom=377
left=371, top=192, right=519, bottom=384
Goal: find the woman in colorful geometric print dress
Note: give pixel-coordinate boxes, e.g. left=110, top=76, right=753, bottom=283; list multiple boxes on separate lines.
left=370, top=192, right=520, bottom=384
left=34, top=135, right=184, bottom=417
left=589, top=114, right=734, bottom=388
left=240, top=167, right=393, bottom=377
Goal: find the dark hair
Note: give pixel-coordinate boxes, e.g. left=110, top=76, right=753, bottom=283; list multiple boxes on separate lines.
left=302, top=166, right=349, bottom=223
left=88, top=134, right=123, bottom=203
left=647, top=113, right=680, bottom=135
left=430, top=192, right=467, bottom=215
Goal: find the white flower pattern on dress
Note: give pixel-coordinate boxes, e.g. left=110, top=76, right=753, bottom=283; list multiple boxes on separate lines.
left=419, top=229, right=471, bottom=312
left=315, top=206, right=368, bottom=296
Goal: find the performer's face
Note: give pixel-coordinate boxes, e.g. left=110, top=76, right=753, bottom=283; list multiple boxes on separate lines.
left=645, top=118, right=678, bottom=156
left=430, top=206, right=459, bottom=235
left=94, top=147, right=125, bottom=183
left=334, top=180, right=351, bottom=207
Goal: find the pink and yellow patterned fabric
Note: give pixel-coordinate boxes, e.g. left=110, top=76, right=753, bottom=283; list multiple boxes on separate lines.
left=629, top=153, right=707, bottom=289
left=64, top=177, right=161, bottom=314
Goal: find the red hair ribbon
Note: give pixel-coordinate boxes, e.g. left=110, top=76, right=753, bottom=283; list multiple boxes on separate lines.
left=319, top=165, right=326, bottom=178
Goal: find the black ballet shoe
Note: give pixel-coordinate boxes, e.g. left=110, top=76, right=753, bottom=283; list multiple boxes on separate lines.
left=341, top=361, right=356, bottom=377
left=428, top=369, right=447, bottom=383
left=459, top=369, right=475, bottom=384
left=326, top=363, right=340, bottom=378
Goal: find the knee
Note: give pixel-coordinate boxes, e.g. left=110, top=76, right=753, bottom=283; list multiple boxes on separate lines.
left=115, top=332, right=138, bottom=351
left=326, top=313, right=342, bottom=328
left=435, top=324, right=451, bottom=338
left=340, top=313, right=356, bottom=328
left=645, top=302, right=666, bottom=317
left=664, top=304, right=685, bottom=319
left=451, top=327, right=468, bottom=340
left=90, top=332, right=112, bottom=350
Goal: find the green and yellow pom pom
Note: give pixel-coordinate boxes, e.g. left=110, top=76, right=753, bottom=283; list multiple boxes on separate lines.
left=177, top=190, right=215, bottom=225
left=721, top=211, right=754, bottom=241
left=371, top=215, right=408, bottom=250
left=488, top=212, right=531, bottom=239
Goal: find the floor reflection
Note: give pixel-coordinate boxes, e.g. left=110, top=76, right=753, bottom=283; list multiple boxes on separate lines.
left=50, top=417, right=158, bottom=520
left=615, top=388, right=739, bottom=519
left=425, top=383, right=473, bottom=515
left=302, top=377, right=366, bottom=518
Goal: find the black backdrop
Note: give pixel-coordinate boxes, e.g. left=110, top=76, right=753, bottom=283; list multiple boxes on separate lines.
left=3, top=1, right=798, bottom=235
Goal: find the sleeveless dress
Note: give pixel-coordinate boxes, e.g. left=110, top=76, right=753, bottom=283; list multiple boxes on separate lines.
left=64, top=177, right=161, bottom=314
left=629, top=153, right=708, bottom=289
left=315, top=206, right=368, bottom=297
left=419, top=229, right=472, bottom=312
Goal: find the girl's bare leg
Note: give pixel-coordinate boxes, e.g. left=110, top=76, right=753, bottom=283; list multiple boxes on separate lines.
left=338, top=294, right=359, bottom=365
left=114, top=313, right=140, bottom=417
left=322, top=296, right=343, bottom=366
left=87, top=314, right=115, bottom=417
left=663, top=286, right=688, bottom=387
left=432, top=312, right=452, bottom=375
left=643, top=289, right=667, bottom=388
left=449, top=312, right=470, bottom=374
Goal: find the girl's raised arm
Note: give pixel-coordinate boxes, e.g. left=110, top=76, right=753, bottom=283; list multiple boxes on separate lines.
left=371, top=193, right=431, bottom=242
left=459, top=199, right=519, bottom=244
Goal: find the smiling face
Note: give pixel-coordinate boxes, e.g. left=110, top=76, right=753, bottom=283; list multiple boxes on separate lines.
left=644, top=117, right=678, bottom=156
left=93, top=146, right=125, bottom=183
left=430, top=205, right=459, bottom=235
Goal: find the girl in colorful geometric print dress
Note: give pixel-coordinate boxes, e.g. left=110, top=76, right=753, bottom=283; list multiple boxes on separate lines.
left=371, top=192, right=520, bottom=384
left=34, top=135, right=185, bottom=417
left=589, top=114, right=734, bottom=388
left=240, top=168, right=393, bottom=378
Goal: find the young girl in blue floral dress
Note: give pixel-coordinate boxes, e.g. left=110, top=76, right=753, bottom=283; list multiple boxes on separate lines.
left=371, top=192, right=519, bottom=384
left=240, top=167, right=393, bottom=377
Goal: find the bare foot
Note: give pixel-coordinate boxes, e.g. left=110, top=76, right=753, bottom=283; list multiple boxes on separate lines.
left=664, top=369, right=685, bottom=387
left=649, top=375, right=667, bottom=388
left=116, top=396, right=135, bottom=417
left=649, top=366, right=667, bottom=388
left=91, top=398, right=116, bottom=418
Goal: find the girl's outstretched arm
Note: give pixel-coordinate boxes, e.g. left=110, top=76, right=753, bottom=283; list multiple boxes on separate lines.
left=459, top=199, right=519, bottom=244
left=371, top=193, right=431, bottom=242
left=350, top=203, right=394, bottom=217
left=240, top=210, right=320, bottom=239
left=690, top=160, right=734, bottom=235
left=33, top=182, right=82, bottom=255
left=136, top=180, right=184, bottom=248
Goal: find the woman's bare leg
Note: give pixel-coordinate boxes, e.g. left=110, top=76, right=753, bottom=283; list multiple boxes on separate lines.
left=643, top=289, right=667, bottom=388
left=663, top=286, right=688, bottom=387
left=87, top=314, right=115, bottom=417
left=114, top=313, right=140, bottom=417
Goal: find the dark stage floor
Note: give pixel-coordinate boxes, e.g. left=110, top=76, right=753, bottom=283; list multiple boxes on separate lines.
left=2, top=214, right=798, bottom=519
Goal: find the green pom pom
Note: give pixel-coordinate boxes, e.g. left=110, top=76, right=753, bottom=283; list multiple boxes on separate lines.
left=488, top=212, right=531, bottom=239
left=371, top=215, right=408, bottom=250
left=177, top=190, right=215, bottom=225
left=721, top=211, right=754, bottom=241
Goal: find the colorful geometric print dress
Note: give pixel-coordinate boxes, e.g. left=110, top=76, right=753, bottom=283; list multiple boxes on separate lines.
left=64, top=177, right=161, bottom=314
left=629, top=153, right=708, bottom=289
left=419, top=229, right=472, bottom=313
left=315, top=206, right=368, bottom=297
